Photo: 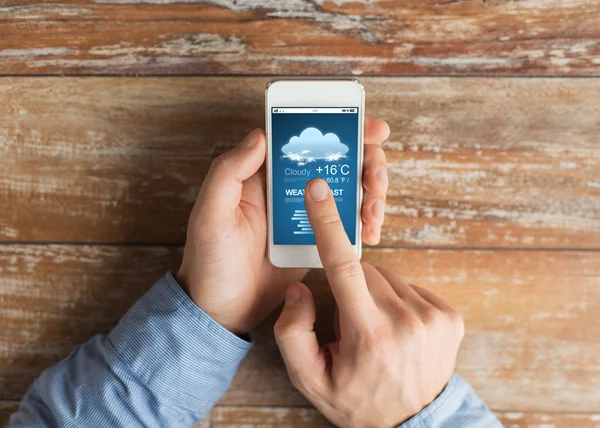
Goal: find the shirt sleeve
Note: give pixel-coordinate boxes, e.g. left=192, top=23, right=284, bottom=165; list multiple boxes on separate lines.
left=400, top=374, right=502, bottom=428
left=9, top=272, right=252, bottom=428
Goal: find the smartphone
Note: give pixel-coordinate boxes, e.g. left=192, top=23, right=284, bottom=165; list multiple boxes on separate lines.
left=266, top=78, right=365, bottom=268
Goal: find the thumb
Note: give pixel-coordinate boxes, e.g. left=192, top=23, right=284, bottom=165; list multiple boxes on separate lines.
left=274, top=282, right=331, bottom=395
left=198, top=129, right=266, bottom=217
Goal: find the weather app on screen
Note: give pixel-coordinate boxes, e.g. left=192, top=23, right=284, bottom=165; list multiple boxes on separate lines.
left=271, top=107, right=359, bottom=245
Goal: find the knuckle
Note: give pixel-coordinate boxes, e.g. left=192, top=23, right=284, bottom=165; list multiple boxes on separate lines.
left=404, top=316, right=427, bottom=343
left=287, top=367, right=302, bottom=388
left=331, top=259, right=363, bottom=280
left=380, top=146, right=388, bottom=162
left=364, top=166, right=377, bottom=178
left=273, top=319, right=284, bottom=337
left=364, top=167, right=388, bottom=193
left=367, top=144, right=386, bottom=160
left=273, top=319, right=297, bottom=341
left=319, top=212, right=342, bottom=227
left=423, top=306, right=465, bottom=339
left=422, top=305, right=445, bottom=327
left=288, top=368, right=314, bottom=393
left=360, top=323, right=393, bottom=350
left=211, top=153, right=230, bottom=173
left=447, top=309, right=465, bottom=338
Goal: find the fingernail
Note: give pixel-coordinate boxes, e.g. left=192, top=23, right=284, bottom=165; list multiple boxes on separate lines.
left=372, top=199, right=385, bottom=224
left=286, top=285, right=302, bottom=305
left=242, top=129, right=259, bottom=148
left=309, top=179, right=330, bottom=201
left=376, top=167, right=388, bottom=188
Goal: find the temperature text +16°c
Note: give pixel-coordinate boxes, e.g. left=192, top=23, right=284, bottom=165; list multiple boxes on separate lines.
left=315, top=164, right=350, bottom=176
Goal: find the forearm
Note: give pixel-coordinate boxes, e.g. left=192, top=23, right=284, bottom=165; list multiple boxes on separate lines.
left=401, top=375, right=501, bottom=428
left=9, top=273, right=251, bottom=428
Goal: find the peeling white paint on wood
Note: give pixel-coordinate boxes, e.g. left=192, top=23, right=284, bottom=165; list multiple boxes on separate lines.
left=0, top=5, right=92, bottom=16
left=93, top=0, right=378, bottom=40
left=1, top=246, right=599, bottom=412
left=28, top=56, right=211, bottom=71
left=1, top=77, right=598, bottom=246
left=2, top=0, right=599, bottom=424
left=1, top=0, right=600, bottom=75
left=89, top=34, right=246, bottom=57
left=0, top=48, right=76, bottom=58
left=208, top=406, right=600, bottom=428
left=412, top=57, right=511, bottom=68
left=390, top=223, right=460, bottom=245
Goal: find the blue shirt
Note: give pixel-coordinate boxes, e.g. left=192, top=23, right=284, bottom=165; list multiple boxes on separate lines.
left=9, top=273, right=501, bottom=428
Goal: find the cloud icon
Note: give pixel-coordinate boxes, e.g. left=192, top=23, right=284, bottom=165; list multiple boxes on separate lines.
left=282, top=127, right=348, bottom=165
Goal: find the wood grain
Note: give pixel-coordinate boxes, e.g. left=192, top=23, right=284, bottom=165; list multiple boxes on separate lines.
left=1, top=1, right=600, bottom=76
left=498, top=412, right=600, bottom=428
left=4, top=400, right=600, bottom=428
left=1, top=77, right=599, bottom=248
left=213, top=406, right=332, bottom=427
left=1, top=245, right=598, bottom=413
left=0, top=245, right=182, bottom=400
left=223, top=248, right=600, bottom=412
left=213, top=407, right=600, bottom=428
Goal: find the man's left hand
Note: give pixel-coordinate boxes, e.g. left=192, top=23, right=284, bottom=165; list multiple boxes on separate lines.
left=176, top=117, right=390, bottom=334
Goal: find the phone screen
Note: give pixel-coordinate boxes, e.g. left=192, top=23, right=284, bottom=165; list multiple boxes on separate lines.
left=271, top=107, right=360, bottom=245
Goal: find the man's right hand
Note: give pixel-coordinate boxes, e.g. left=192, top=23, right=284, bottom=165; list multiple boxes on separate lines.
left=274, top=178, right=465, bottom=428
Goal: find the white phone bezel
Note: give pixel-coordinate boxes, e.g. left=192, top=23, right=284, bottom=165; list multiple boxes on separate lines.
left=265, top=78, right=365, bottom=268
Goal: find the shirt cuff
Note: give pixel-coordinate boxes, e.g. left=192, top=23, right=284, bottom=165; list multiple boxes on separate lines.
left=107, top=272, right=252, bottom=412
left=400, top=374, right=470, bottom=428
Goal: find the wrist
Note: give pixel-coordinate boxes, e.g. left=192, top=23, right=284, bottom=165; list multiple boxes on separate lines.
left=175, top=268, right=248, bottom=336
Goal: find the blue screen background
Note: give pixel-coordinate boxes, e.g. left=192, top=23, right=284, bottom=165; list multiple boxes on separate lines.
left=271, top=108, right=359, bottom=245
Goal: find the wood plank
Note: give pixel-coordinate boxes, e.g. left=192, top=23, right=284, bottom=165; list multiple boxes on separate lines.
left=213, top=406, right=332, bottom=427
left=1, top=77, right=599, bottom=248
left=0, top=245, right=182, bottom=400
left=223, top=248, right=600, bottom=412
left=212, top=407, right=600, bottom=428
left=1, top=1, right=600, bottom=75
left=0, top=245, right=598, bottom=413
left=498, top=412, right=600, bottom=428
left=3, top=401, right=600, bottom=428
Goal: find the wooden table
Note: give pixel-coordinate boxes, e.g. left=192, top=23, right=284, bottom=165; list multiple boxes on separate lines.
left=1, top=2, right=599, bottom=427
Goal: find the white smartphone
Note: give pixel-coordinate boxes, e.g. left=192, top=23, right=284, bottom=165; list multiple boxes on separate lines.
left=266, top=78, right=365, bottom=268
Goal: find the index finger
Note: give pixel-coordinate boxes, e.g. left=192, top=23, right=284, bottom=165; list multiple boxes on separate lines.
left=305, top=178, right=376, bottom=319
